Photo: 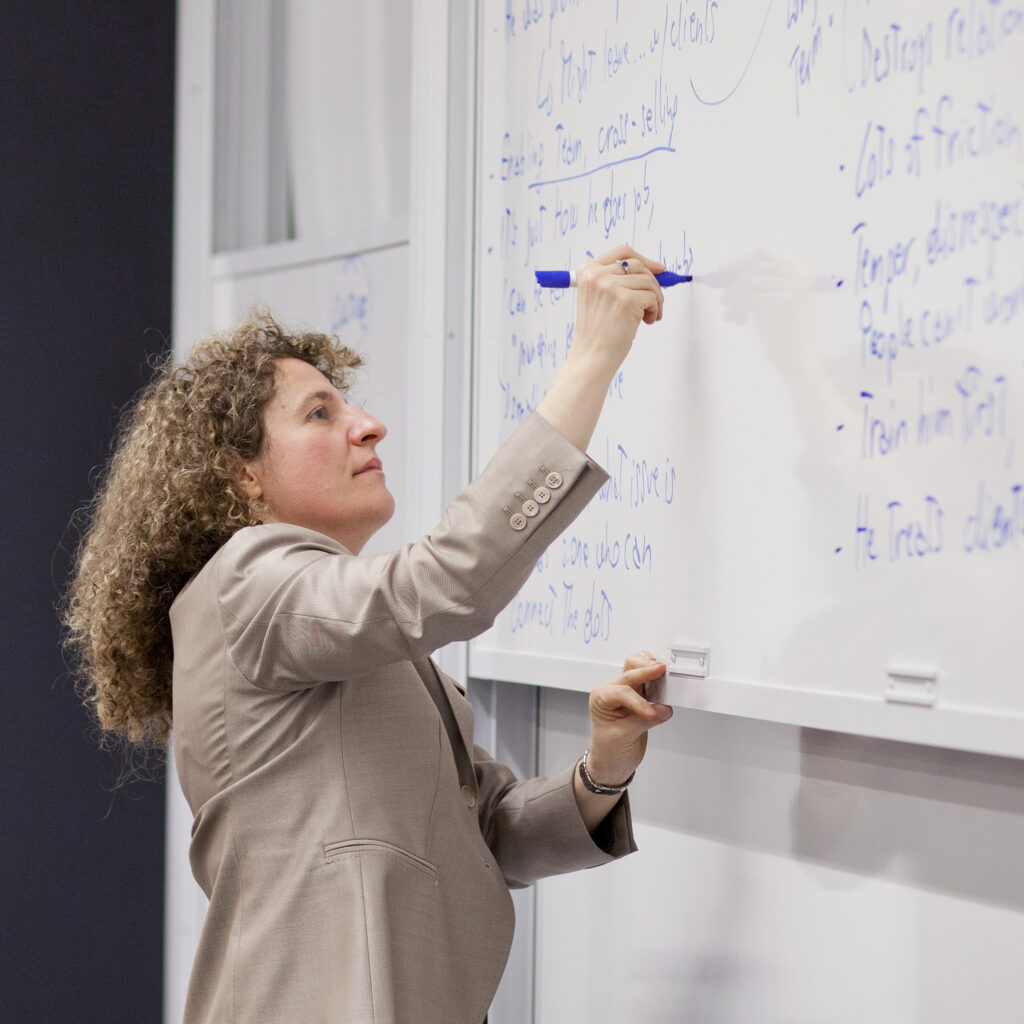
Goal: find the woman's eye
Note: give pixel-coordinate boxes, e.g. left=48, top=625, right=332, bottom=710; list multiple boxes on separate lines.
left=310, top=407, right=327, bottom=420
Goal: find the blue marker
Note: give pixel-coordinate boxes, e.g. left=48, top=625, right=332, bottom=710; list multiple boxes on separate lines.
left=536, top=268, right=843, bottom=290
left=535, top=269, right=693, bottom=288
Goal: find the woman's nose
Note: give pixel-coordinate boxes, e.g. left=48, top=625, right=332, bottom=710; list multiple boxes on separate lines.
left=350, top=407, right=387, bottom=444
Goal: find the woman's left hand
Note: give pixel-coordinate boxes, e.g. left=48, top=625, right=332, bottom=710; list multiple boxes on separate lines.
left=584, top=651, right=673, bottom=788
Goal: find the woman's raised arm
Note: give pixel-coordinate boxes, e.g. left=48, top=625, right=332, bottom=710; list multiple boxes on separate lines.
left=536, top=245, right=665, bottom=452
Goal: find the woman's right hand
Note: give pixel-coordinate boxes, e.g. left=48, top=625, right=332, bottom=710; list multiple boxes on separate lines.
left=570, top=246, right=666, bottom=372
left=537, top=245, right=668, bottom=452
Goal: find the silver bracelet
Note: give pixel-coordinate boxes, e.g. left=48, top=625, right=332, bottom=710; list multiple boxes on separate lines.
left=578, top=748, right=635, bottom=795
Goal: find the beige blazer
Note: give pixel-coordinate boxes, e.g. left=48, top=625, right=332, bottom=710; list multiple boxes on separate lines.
left=170, top=412, right=637, bottom=1024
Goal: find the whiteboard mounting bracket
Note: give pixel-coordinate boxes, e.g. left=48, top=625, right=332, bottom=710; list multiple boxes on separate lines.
left=668, top=644, right=711, bottom=679
left=885, top=666, right=939, bottom=708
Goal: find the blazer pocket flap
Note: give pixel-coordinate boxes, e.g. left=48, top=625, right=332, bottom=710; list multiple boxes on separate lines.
left=322, top=838, right=437, bottom=879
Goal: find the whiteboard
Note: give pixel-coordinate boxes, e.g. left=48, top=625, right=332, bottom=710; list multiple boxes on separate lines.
left=469, top=0, right=1024, bottom=757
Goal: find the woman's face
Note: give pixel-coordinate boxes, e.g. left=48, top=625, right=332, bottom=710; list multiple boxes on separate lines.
left=238, top=357, right=395, bottom=553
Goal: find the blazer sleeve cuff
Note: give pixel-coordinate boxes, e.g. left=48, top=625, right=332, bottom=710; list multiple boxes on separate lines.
left=484, top=761, right=638, bottom=889
left=545, top=761, right=638, bottom=864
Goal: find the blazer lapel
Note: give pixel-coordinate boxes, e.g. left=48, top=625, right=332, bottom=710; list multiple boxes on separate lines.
left=434, top=666, right=477, bottom=764
left=416, top=659, right=476, bottom=787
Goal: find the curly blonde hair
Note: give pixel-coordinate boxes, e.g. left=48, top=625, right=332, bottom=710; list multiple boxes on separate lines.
left=63, top=310, right=362, bottom=747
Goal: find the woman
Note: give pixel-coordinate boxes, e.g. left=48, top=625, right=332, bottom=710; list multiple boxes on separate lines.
left=64, top=246, right=675, bottom=1024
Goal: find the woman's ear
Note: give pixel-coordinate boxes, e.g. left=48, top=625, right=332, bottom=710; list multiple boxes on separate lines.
left=235, top=460, right=263, bottom=501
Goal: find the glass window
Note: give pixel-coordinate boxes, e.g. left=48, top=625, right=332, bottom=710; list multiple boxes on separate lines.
left=213, top=0, right=411, bottom=253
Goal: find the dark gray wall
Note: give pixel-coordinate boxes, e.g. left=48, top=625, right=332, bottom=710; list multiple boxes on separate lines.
left=1, top=4, right=175, bottom=1021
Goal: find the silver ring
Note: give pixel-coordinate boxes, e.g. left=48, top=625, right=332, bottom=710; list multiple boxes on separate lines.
left=621, top=260, right=630, bottom=274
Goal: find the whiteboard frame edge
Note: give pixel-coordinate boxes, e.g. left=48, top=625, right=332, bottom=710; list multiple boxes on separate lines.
left=469, top=648, right=1024, bottom=760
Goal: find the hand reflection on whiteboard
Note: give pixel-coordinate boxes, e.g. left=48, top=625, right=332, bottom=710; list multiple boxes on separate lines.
left=711, top=250, right=840, bottom=328
left=695, top=250, right=858, bottom=660
left=705, top=250, right=850, bottom=476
